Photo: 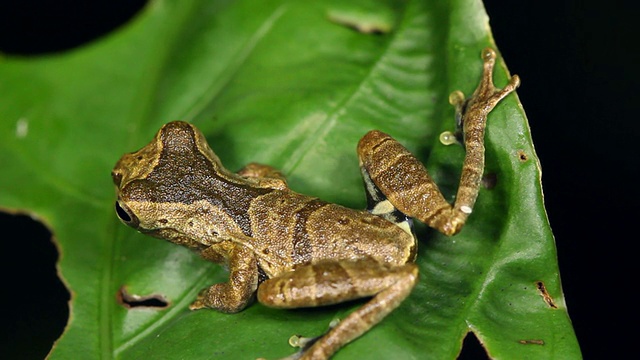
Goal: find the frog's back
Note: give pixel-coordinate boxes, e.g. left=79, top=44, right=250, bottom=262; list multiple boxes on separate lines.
left=247, top=190, right=417, bottom=278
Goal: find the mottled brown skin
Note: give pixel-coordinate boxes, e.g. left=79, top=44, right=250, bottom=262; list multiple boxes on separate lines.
left=112, top=48, right=518, bottom=360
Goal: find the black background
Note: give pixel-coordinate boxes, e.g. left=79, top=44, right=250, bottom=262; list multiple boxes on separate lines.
left=1, top=1, right=637, bottom=359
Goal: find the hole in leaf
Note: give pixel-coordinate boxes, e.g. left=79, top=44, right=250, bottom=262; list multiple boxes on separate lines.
left=117, top=286, right=169, bottom=309
left=517, top=150, right=529, bottom=162
left=0, top=211, right=69, bottom=359
left=458, top=332, right=490, bottom=359
left=536, top=281, right=558, bottom=309
left=0, top=1, right=148, bottom=55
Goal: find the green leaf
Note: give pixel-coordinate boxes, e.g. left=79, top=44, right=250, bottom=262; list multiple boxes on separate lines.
left=0, top=0, right=581, bottom=359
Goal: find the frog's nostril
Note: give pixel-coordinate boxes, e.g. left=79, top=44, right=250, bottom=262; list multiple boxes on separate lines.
left=115, top=201, right=132, bottom=223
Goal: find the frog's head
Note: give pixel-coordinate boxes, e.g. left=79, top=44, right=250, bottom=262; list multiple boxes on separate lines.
left=111, top=121, right=229, bottom=250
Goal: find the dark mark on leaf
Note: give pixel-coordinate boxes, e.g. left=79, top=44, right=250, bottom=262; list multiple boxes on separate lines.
left=482, top=173, right=497, bottom=189
left=517, top=150, right=529, bottom=162
left=519, top=339, right=545, bottom=345
left=536, top=281, right=558, bottom=309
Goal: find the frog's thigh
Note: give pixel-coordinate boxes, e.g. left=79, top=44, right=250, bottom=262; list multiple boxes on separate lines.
left=358, top=130, right=450, bottom=225
left=258, top=260, right=417, bottom=308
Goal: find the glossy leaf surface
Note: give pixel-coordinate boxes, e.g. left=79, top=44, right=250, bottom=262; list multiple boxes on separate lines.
left=0, top=0, right=580, bottom=358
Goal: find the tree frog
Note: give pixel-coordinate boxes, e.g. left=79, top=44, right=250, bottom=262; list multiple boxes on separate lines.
left=112, top=48, right=519, bottom=359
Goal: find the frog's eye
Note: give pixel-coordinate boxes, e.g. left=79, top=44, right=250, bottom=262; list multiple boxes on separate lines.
left=115, top=201, right=139, bottom=228
left=111, top=171, right=123, bottom=187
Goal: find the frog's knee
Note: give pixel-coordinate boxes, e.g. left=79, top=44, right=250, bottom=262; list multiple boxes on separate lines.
left=357, top=130, right=392, bottom=160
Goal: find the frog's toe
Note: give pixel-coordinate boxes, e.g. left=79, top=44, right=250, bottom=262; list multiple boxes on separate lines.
left=188, top=298, right=206, bottom=310
left=278, top=318, right=340, bottom=360
left=188, top=291, right=209, bottom=310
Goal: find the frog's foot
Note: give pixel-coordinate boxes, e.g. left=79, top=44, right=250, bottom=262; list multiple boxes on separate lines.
left=450, top=48, right=520, bottom=131
left=436, top=48, right=519, bottom=235
left=278, top=319, right=341, bottom=360
left=189, top=287, right=223, bottom=311
left=189, top=289, right=211, bottom=311
left=277, top=336, right=321, bottom=360
left=256, top=334, right=318, bottom=360
left=188, top=277, right=256, bottom=313
left=276, top=333, right=322, bottom=360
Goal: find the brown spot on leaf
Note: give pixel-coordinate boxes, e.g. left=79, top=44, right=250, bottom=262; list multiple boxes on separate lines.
left=117, top=286, right=169, bottom=309
left=536, top=281, right=558, bottom=308
left=519, top=339, right=545, bottom=345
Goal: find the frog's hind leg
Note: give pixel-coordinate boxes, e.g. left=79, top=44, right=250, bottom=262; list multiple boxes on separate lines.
left=358, top=130, right=458, bottom=234
left=361, top=162, right=415, bottom=237
left=257, top=260, right=418, bottom=360
left=358, top=48, right=519, bottom=236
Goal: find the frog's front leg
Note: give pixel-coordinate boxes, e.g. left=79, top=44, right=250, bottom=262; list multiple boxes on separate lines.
left=358, top=48, right=520, bottom=236
left=190, top=243, right=259, bottom=313
left=237, top=162, right=289, bottom=190
left=257, top=260, right=418, bottom=360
